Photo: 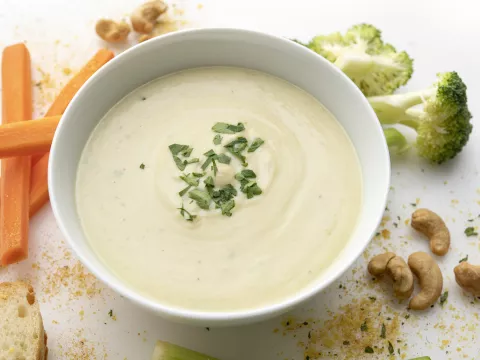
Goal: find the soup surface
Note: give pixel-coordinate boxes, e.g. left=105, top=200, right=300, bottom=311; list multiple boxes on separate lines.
left=76, top=67, right=362, bottom=311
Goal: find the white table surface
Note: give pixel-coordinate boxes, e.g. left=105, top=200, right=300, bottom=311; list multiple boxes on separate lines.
left=1, top=0, right=480, bottom=359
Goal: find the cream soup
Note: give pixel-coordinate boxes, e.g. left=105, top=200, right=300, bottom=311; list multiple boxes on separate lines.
left=76, top=67, right=362, bottom=311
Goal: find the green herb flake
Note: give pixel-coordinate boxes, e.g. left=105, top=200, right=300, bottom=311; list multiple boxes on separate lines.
left=108, top=309, right=113, bottom=317
left=173, top=155, right=187, bottom=171
left=439, top=291, right=448, bottom=306
left=185, top=158, right=199, bottom=164
left=220, top=199, right=235, bottom=217
left=212, top=185, right=238, bottom=213
left=213, top=134, right=223, bottom=145
left=465, top=227, right=478, bottom=237
left=342, top=341, right=350, bottom=346
left=364, top=346, right=374, bottom=354
left=202, top=149, right=219, bottom=175
left=404, top=314, right=410, bottom=319
left=217, top=153, right=231, bottom=164
left=139, top=163, right=145, bottom=169
left=180, top=174, right=200, bottom=187
left=369, top=296, right=377, bottom=302
left=212, top=122, right=245, bottom=134
left=248, top=138, right=265, bottom=152
left=388, top=341, right=394, bottom=355
left=380, top=323, right=386, bottom=338
left=169, top=144, right=190, bottom=155
left=204, top=176, right=215, bottom=187
left=188, top=189, right=211, bottom=210
left=459, top=255, right=469, bottom=263
left=178, top=204, right=196, bottom=222
left=241, top=169, right=256, bottom=178
left=224, top=137, right=248, bottom=166
left=178, top=185, right=192, bottom=197
left=182, top=147, right=193, bottom=157
left=192, top=172, right=205, bottom=177
left=243, top=181, right=262, bottom=199
left=360, top=320, right=368, bottom=332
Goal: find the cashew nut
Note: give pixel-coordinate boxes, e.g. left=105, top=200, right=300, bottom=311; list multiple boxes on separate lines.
left=368, top=252, right=414, bottom=299
left=95, top=19, right=131, bottom=43
left=408, top=251, right=443, bottom=310
left=411, top=208, right=450, bottom=256
left=131, top=0, right=168, bottom=34
left=138, top=34, right=155, bottom=43
left=367, top=252, right=396, bottom=275
left=454, top=262, right=480, bottom=296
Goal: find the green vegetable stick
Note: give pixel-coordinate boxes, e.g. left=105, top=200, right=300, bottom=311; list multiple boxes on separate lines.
left=151, top=341, right=219, bottom=360
left=408, top=357, right=431, bottom=360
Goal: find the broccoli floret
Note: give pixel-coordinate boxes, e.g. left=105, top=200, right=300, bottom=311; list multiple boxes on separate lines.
left=305, top=24, right=413, bottom=96
left=370, top=72, right=473, bottom=164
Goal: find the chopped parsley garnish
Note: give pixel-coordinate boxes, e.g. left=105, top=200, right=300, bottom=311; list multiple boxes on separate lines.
left=185, top=158, right=200, bottom=164
left=213, top=134, right=222, bottom=145
left=202, top=150, right=219, bottom=176
left=169, top=144, right=190, bottom=156
left=388, top=341, right=394, bottom=355
left=368, top=296, right=376, bottom=302
left=169, top=144, right=198, bottom=170
left=212, top=184, right=237, bottom=205
left=219, top=199, right=235, bottom=216
left=171, top=123, right=266, bottom=220
left=108, top=309, right=113, bottom=317
left=217, top=153, right=231, bottom=164
left=224, top=137, right=248, bottom=166
left=248, top=138, right=265, bottom=152
left=360, top=320, right=368, bottom=332
left=342, top=341, right=350, bottom=346
left=380, top=323, right=386, bottom=338
left=439, top=291, right=448, bottom=306
left=178, top=204, right=196, bottom=221
left=204, top=175, right=215, bottom=190
left=139, top=163, right=145, bottom=169
left=465, top=227, right=478, bottom=237
left=212, top=122, right=245, bottom=134
left=364, top=346, right=374, bottom=354
left=178, top=186, right=192, bottom=197
left=173, top=155, right=187, bottom=171
left=236, top=169, right=256, bottom=179
left=242, top=181, right=262, bottom=199
left=188, top=189, right=211, bottom=210
left=180, top=173, right=200, bottom=187
left=459, top=255, right=468, bottom=263
left=236, top=170, right=262, bottom=199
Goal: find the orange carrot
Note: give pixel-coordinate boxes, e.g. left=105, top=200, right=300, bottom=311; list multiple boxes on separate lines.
left=0, top=115, right=61, bottom=158
left=29, top=49, right=114, bottom=217
left=29, top=154, right=50, bottom=217
left=1, top=43, right=33, bottom=265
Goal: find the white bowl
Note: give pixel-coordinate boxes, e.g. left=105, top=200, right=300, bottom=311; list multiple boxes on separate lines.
left=49, top=28, right=390, bottom=326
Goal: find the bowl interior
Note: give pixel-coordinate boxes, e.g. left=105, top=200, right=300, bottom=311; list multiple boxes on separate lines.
left=49, top=28, right=390, bottom=326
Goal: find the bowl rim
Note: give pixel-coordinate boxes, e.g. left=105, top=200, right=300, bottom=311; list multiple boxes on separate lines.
left=49, top=27, right=390, bottom=325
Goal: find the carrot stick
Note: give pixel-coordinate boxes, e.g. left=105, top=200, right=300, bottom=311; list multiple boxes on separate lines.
left=29, top=49, right=114, bottom=217
left=29, top=154, right=50, bottom=217
left=0, top=115, right=61, bottom=158
left=1, top=43, right=33, bottom=265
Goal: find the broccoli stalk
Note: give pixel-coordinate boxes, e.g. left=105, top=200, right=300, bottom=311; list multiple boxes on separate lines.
left=301, top=24, right=413, bottom=96
left=151, top=340, right=219, bottom=360
left=383, top=128, right=410, bottom=155
left=370, top=72, right=472, bottom=164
